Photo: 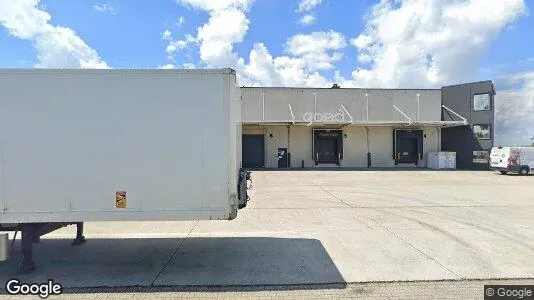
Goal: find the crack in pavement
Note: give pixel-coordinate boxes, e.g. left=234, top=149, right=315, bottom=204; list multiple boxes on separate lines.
left=150, top=220, right=199, bottom=286
left=311, top=178, right=352, bottom=208
left=366, top=212, right=462, bottom=280
left=401, top=207, right=534, bottom=254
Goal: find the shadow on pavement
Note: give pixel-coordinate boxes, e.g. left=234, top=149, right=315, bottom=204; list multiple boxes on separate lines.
left=0, top=237, right=346, bottom=293
left=503, top=173, right=534, bottom=177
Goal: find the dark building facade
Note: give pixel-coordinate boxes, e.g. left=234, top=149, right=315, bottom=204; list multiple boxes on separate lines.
left=441, top=81, right=496, bottom=170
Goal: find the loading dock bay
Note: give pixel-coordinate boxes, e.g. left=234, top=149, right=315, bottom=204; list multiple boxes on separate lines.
left=0, top=170, right=532, bottom=291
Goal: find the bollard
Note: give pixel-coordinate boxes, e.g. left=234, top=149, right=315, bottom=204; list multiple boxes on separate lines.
left=0, top=233, right=8, bottom=262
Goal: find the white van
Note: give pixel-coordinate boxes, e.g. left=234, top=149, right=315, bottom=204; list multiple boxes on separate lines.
left=490, top=146, right=534, bottom=175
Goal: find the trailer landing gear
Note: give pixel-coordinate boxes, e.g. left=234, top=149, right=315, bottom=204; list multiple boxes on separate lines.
left=71, top=223, right=86, bottom=246
left=17, top=222, right=85, bottom=274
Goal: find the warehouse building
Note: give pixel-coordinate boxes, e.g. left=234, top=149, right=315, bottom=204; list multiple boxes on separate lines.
left=240, top=81, right=495, bottom=170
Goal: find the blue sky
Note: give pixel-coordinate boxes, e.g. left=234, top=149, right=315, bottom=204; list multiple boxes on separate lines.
left=0, top=0, right=533, bottom=145
left=0, top=0, right=373, bottom=72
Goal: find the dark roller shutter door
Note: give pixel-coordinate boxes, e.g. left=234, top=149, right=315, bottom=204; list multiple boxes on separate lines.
left=242, top=134, right=265, bottom=168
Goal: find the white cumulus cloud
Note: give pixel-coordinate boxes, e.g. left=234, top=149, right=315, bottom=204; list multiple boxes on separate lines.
left=196, top=8, right=250, bottom=67
left=299, top=14, right=315, bottom=25
left=286, top=30, right=346, bottom=56
left=158, top=63, right=175, bottom=69
left=284, top=30, right=347, bottom=71
left=340, top=0, right=530, bottom=144
left=296, top=0, right=322, bottom=26
left=175, top=0, right=338, bottom=82
left=297, top=0, right=323, bottom=12
left=174, top=0, right=254, bottom=68
left=170, top=0, right=529, bottom=100
left=93, top=3, right=117, bottom=15
left=495, top=71, right=534, bottom=146
left=182, top=62, right=196, bottom=69
left=346, top=0, right=528, bottom=88
left=162, top=29, right=172, bottom=40
left=0, top=0, right=109, bottom=68
left=177, top=0, right=253, bottom=12
left=236, top=30, right=347, bottom=87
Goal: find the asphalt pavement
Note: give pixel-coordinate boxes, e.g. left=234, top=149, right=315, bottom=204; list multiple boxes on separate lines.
left=0, top=170, right=532, bottom=298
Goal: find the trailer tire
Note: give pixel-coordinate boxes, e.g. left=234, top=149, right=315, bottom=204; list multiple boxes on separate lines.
left=499, top=171, right=508, bottom=175
left=519, top=167, right=530, bottom=176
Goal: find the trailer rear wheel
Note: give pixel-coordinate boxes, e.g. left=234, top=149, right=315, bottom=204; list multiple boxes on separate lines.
left=519, top=167, right=530, bottom=176
left=499, top=171, right=508, bottom=175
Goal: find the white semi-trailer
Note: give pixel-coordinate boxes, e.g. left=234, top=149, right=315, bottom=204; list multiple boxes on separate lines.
left=0, top=68, right=249, bottom=273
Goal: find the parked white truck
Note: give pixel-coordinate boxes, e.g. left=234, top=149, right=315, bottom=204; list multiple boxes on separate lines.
left=0, top=68, right=249, bottom=273
left=490, top=146, right=534, bottom=175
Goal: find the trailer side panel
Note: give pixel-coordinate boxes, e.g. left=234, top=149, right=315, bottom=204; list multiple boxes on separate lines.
left=0, top=69, right=239, bottom=223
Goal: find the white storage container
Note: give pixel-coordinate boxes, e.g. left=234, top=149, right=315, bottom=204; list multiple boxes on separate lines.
left=446, top=152, right=457, bottom=169
left=427, top=152, right=445, bottom=169
left=0, top=69, right=243, bottom=223
left=427, top=152, right=456, bottom=169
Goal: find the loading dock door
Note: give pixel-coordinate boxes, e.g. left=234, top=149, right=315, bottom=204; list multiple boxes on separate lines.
left=242, top=134, right=265, bottom=168
left=317, top=139, right=338, bottom=163
left=313, top=130, right=343, bottom=165
left=397, top=138, right=419, bottom=163
left=394, top=129, right=423, bottom=165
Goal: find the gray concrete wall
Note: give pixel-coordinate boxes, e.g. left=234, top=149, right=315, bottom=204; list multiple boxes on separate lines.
left=243, top=125, right=441, bottom=168
left=241, top=88, right=442, bottom=123
left=422, top=127, right=441, bottom=167
left=241, top=82, right=494, bottom=170
left=289, top=126, right=313, bottom=167
left=341, top=127, right=367, bottom=167
left=243, top=125, right=290, bottom=168
left=368, top=127, right=395, bottom=167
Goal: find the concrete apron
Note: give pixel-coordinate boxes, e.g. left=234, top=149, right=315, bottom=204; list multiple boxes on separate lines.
left=0, top=170, right=532, bottom=289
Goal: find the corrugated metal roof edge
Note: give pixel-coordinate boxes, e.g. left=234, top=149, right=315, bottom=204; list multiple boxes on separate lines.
left=440, top=80, right=494, bottom=88
left=240, top=87, right=441, bottom=91
left=242, top=80, right=495, bottom=91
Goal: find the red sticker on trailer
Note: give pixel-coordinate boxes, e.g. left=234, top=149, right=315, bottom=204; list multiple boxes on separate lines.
left=116, top=191, right=127, bottom=208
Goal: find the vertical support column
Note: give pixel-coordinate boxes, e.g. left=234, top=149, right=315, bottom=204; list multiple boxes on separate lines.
left=366, top=127, right=371, bottom=167
left=417, top=93, right=421, bottom=122
left=365, top=93, right=369, bottom=121
left=314, top=92, right=317, bottom=115
left=19, top=223, right=38, bottom=274
left=287, top=125, right=291, bottom=168
left=337, top=130, right=343, bottom=168
left=262, top=92, right=265, bottom=121
left=436, top=127, right=441, bottom=152
left=312, top=129, right=318, bottom=167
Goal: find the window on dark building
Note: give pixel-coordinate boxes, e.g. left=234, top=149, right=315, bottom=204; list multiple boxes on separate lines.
left=473, top=151, right=489, bottom=164
left=473, top=124, right=491, bottom=140
left=473, top=93, right=491, bottom=111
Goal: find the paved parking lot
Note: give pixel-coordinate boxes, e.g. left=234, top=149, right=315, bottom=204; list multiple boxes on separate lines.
left=2, top=279, right=534, bottom=299
left=0, top=170, right=533, bottom=296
